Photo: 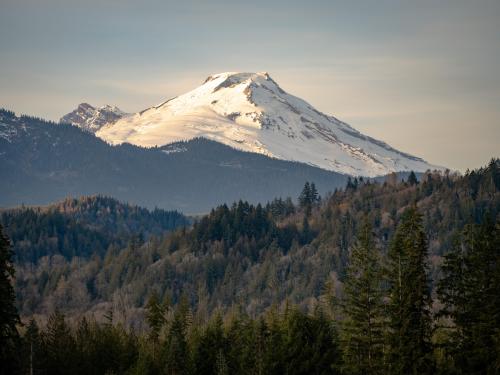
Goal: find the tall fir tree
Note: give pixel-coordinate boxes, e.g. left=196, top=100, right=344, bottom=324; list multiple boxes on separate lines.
left=437, top=217, right=500, bottom=374
left=0, top=223, right=20, bottom=375
left=341, top=219, right=386, bottom=375
left=407, top=171, right=418, bottom=186
left=193, top=313, right=228, bottom=375
left=24, top=319, right=41, bottom=375
left=299, top=181, right=320, bottom=216
left=145, top=291, right=166, bottom=365
left=386, top=207, right=434, bottom=375
left=299, top=182, right=312, bottom=211
left=164, top=297, right=192, bottom=375
left=42, top=311, right=77, bottom=375
left=310, top=182, right=320, bottom=204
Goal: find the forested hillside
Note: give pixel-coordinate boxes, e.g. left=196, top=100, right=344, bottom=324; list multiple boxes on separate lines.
left=1, top=160, right=498, bottom=375
left=1, top=160, right=499, bottom=374
left=8, top=160, right=499, bottom=321
left=0, top=195, right=189, bottom=263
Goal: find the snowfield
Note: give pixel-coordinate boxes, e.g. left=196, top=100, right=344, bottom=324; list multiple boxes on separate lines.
left=85, top=72, right=438, bottom=176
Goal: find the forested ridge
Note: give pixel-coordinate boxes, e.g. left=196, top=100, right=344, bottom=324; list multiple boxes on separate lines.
left=0, top=160, right=499, bottom=374
left=0, top=108, right=348, bottom=213
left=0, top=196, right=189, bottom=263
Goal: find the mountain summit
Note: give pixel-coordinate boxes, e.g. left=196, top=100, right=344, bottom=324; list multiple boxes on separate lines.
left=60, top=103, right=127, bottom=132
left=92, top=72, right=436, bottom=176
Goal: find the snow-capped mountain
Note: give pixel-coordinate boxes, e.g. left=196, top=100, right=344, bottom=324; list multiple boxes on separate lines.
left=0, top=108, right=349, bottom=212
left=60, top=103, right=127, bottom=133
left=95, top=72, right=438, bottom=176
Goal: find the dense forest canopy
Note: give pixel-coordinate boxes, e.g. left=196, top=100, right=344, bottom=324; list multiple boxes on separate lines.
left=3, top=159, right=498, bottom=320
left=0, top=196, right=189, bottom=263
left=0, top=159, right=498, bottom=374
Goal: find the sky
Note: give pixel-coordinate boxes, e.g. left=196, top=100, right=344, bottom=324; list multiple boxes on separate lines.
left=1, top=0, right=499, bottom=171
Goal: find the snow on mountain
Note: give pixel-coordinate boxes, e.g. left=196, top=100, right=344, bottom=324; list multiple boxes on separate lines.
left=60, top=103, right=127, bottom=133
left=95, top=72, right=439, bottom=176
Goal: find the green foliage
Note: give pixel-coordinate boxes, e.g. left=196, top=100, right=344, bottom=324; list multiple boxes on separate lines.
left=341, top=219, right=386, bottom=375
left=145, top=291, right=167, bottom=346
left=437, top=216, right=500, bottom=374
left=267, top=197, right=295, bottom=219
left=407, top=171, right=418, bottom=186
left=0, top=224, right=19, bottom=335
left=0, top=223, right=20, bottom=375
left=15, top=307, right=344, bottom=375
left=298, top=181, right=320, bottom=216
left=1, top=195, right=188, bottom=263
left=0, top=225, right=19, bottom=375
left=163, top=298, right=192, bottom=375
left=386, top=207, right=434, bottom=375
left=191, top=200, right=305, bottom=256
left=9, top=160, right=500, bottom=321
left=4, top=159, right=500, bottom=374
left=42, top=311, right=77, bottom=375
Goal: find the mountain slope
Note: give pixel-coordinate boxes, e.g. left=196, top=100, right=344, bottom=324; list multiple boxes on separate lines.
left=60, top=103, right=127, bottom=132
left=0, top=195, right=188, bottom=263
left=11, top=160, right=500, bottom=318
left=96, top=72, right=438, bottom=176
left=0, top=108, right=348, bottom=213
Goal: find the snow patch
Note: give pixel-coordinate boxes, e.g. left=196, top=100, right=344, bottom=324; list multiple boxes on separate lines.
left=93, top=72, right=440, bottom=176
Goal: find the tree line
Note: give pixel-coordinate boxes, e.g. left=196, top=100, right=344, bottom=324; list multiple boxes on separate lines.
left=1, top=205, right=499, bottom=374
left=1, top=159, right=499, bottom=374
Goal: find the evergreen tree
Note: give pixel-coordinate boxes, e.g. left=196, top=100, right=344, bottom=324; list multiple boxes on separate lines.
left=24, top=319, right=41, bottom=375
left=386, top=207, right=434, bottom=375
left=164, top=297, right=192, bottom=375
left=341, top=219, right=386, bottom=375
left=0, top=224, right=20, bottom=375
left=407, top=171, right=418, bottom=186
left=437, top=217, right=500, bottom=374
left=301, top=216, right=312, bottom=244
left=299, top=182, right=312, bottom=209
left=299, top=181, right=320, bottom=216
left=283, top=308, right=341, bottom=374
left=145, top=291, right=166, bottom=362
left=310, top=182, right=320, bottom=204
left=193, top=313, right=228, bottom=375
left=42, top=311, right=77, bottom=375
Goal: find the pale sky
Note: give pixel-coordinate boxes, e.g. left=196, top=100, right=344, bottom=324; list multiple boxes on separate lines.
left=1, top=0, right=499, bottom=171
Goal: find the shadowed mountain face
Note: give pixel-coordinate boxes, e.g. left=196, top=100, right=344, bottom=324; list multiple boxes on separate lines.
left=0, top=109, right=348, bottom=213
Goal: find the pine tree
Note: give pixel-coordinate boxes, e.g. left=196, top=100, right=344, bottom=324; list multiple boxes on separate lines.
left=310, top=182, right=320, bottom=204
left=437, top=217, right=500, bottom=374
left=145, top=291, right=166, bottom=362
left=386, top=207, right=434, bottom=375
left=341, top=219, right=386, bottom=375
left=301, top=216, right=311, bottom=244
left=24, top=319, right=41, bottom=375
left=0, top=223, right=20, bottom=375
left=42, top=311, right=76, bottom=375
left=164, top=297, right=192, bottom=375
left=193, top=313, right=227, bottom=375
left=299, top=182, right=312, bottom=208
left=407, top=171, right=418, bottom=186
left=299, top=181, right=320, bottom=216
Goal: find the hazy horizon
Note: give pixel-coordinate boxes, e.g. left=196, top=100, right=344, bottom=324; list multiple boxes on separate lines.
left=1, top=0, right=499, bottom=172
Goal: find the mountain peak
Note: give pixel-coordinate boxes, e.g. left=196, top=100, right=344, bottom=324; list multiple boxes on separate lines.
left=93, top=72, right=441, bottom=176
left=204, top=71, right=270, bottom=84
left=61, top=103, right=128, bottom=133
